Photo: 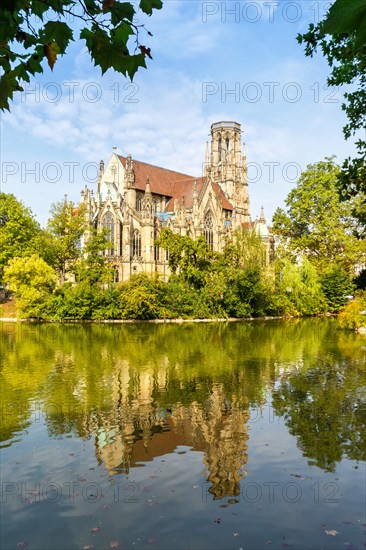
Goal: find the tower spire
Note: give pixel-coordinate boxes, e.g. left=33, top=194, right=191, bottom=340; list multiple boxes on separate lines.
left=205, top=141, right=210, bottom=175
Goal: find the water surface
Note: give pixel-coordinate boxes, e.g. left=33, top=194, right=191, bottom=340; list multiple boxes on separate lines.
left=1, top=319, right=365, bottom=550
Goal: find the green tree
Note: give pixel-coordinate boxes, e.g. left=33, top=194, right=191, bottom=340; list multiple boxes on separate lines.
left=272, top=158, right=365, bottom=274
left=320, top=266, right=355, bottom=312
left=74, top=228, right=114, bottom=285
left=156, top=228, right=216, bottom=289
left=117, top=273, right=164, bottom=319
left=0, top=0, right=163, bottom=111
left=46, top=198, right=86, bottom=283
left=3, top=254, right=57, bottom=317
left=272, top=258, right=326, bottom=316
left=0, top=192, right=41, bottom=283
left=221, top=228, right=268, bottom=271
left=297, top=0, right=366, bottom=215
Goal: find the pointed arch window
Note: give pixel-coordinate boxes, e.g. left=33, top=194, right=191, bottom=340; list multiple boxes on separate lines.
left=218, top=137, right=222, bottom=162
left=225, top=137, right=230, bottom=160
left=132, top=229, right=141, bottom=258
left=204, top=211, right=214, bottom=250
left=136, top=195, right=142, bottom=211
left=102, top=211, right=114, bottom=255
left=154, top=228, right=160, bottom=261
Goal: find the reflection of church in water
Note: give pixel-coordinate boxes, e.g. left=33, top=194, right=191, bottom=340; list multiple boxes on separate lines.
left=84, top=361, right=249, bottom=501
left=80, top=121, right=273, bottom=281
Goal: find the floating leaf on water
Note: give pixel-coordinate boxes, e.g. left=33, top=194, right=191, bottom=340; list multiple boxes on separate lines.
left=214, top=517, right=221, bottom=524
left=109, top=542, right=120, bottom=548
left=90, top=527, right=101, bottom=533
left=233, top=532, right=239, bottom=537
left=325, top=530, right=339, bottom=536
left=83, top=546, right=94, bottom=549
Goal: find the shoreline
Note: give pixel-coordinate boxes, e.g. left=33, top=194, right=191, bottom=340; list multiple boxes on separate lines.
left=0, top=314, right=334, bottom=324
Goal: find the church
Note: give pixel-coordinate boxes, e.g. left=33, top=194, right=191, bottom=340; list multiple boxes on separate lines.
left=80, top=121, right=273, bottom=281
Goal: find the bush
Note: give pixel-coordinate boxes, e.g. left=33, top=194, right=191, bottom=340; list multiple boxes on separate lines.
left=117, top=273, right=165, bottom=320
left=338, top=291, right=366, bottom=330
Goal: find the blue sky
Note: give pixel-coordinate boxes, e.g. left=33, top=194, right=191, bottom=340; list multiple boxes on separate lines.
left=0, top=0, right=359, bottom=226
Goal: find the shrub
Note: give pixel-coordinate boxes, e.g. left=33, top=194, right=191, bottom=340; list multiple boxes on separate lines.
left=338, top=292, right=366, bottom=330
left=117, top=273, right=165, bottom=320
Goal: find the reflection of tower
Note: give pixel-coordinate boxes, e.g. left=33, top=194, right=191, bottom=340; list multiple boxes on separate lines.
left=186, top=386, right=249, bottom=500
left=84, top=356, right=249, bottom=500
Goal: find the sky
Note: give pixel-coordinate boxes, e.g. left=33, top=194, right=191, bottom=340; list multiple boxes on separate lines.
left=0, top=0, right=359, bottom=226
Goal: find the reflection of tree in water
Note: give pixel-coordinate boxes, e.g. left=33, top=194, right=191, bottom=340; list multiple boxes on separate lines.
left=272, top=358, right=366, bottom=472
left=2, top=318, right=365, bottom=493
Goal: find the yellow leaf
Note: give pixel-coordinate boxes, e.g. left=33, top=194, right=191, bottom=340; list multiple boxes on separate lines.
left=44, top=42, right=59, bottom=70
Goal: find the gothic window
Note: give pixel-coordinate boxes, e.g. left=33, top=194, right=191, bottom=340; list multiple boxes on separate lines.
left=114, top=269, right=119, bottom=283
left=204, top=211, right=214, bottom=251
left=119, top=222, right=123, bottom=257
left=218, top=137, right=222, bottom=162
left=225, top=137, right=229, bottom=160
left=102, top=211, right=114, bottom=255
left=136, top=195, right=142, bottom=211
left=132, top=229, right=141, bottom=257
left=154, top=229, right=159, bottom=261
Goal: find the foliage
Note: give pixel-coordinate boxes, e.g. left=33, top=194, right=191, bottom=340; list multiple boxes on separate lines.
left=297, top=0, right=366, bottom=207
left=161, top=276, right=212, bottom=318
left=3, top=254, right=56, bottom=318
left=338, top=291, right=366, bottom=329
left=272, top=158, right=365, bottom=273
left=46, top=198, right=86, bottom=283
left=74, top=228, right=114, bottom=285
left=0, top=192, right=41, bottom=283
left=272, top=258, right=327, bottom=317
left=156, top=228, right=216, bottom=289
left=320, top=266, right=355, bottom=312
left=221, top=228, right=268, bottom=270
left=0, top=0, right=163, bottom=111
left=117, top=273, right=165, bottom=319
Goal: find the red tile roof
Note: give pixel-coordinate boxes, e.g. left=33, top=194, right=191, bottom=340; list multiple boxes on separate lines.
left=118, top=156, right=193, bottom=196
left=118, top=156, right=233, bottom=211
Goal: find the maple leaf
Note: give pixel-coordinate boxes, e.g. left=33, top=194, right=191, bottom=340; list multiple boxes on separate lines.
left=139, top=45, right=152, bottom=59
left=44, top=42, right=59, bottom=70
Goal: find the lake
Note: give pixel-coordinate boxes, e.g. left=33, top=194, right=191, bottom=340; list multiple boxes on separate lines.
left=1, top=318, right=365, bottom=550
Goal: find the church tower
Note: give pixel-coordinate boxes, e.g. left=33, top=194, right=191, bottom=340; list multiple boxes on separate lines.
left=207, top=121, right=250, bottom=226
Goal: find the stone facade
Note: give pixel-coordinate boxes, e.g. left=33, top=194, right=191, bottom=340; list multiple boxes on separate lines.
left=80, top=121, right=273, bottom=281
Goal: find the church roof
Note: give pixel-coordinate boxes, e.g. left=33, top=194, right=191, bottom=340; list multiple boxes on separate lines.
left=118, top=156, right=193, bottom=196
left=118, top=156, right=233, bottom=211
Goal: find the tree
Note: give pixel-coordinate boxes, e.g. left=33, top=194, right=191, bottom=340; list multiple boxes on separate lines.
left=297, top=0, right=366, bottom=212
left=156, top=228, right=216, bottom=289
left=0, top=192, right=41, bottom=283
left=0, top=0, right=163, bottom=111
left=74, top=228, right=114, bottom=285
left=3, top=254, right=57, bottom=317
left=272, top=158, right=365, bottom=274
left=320, top=266, right=355, bottom=312
left=221, top=228, right=268, bottom=271
left=46, top=198, right=86, bottom=283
